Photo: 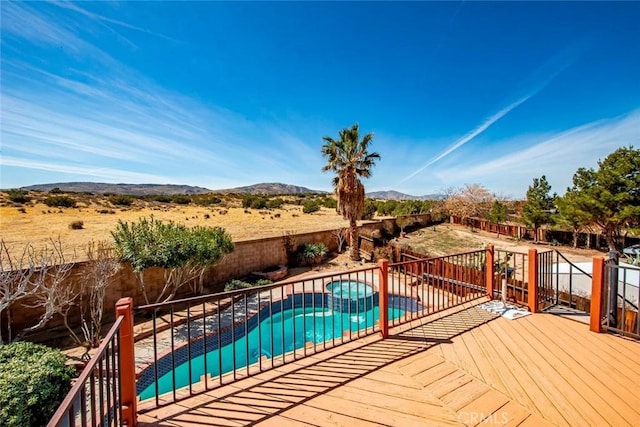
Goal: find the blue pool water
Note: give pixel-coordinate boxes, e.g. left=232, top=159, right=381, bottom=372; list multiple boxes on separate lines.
left=139, top=304, right=403, bottom=399
left=326, top=280, right=374, bottom=298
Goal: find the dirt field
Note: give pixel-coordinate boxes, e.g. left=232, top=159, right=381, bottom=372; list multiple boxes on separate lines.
left=397, top=223, right=603, bottom=263
left=0, top=202, right=352, bottom=260
left=1, top=198, right=604, bottom=264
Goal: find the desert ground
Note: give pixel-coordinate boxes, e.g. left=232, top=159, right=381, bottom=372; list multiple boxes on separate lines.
left=396, top=222, right=603, bottom=263
left=0, top=201, right=353, bottom=260
left=0, top=197, right=603, bottom=264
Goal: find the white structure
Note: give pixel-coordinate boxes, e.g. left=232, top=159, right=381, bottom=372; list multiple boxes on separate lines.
left=554, top=262, right=639, bottom=306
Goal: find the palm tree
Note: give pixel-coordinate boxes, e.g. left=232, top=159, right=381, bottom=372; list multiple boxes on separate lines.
left=321, top=123, right=380, bottom=261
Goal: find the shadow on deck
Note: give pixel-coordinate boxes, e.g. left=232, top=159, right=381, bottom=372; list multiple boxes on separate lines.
left=139, top=299, right=640, bottom=426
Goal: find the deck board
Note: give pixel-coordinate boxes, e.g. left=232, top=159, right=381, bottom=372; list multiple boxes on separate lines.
left=518, top=315, right=639, bottom=426
left=138, top=299, right=640, bottom=427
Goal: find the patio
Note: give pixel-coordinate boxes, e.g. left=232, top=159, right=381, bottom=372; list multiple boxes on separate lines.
left=137, top=299, right=640, bottom=426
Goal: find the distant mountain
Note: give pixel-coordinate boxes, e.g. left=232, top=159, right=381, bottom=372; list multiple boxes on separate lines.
left=20, top=182, right=211, bottom=195
left=18, top=181, right=325, bottom=196
left=215, top=182, right=326, bottom=195
left=366, top=190, right=444, bottom=201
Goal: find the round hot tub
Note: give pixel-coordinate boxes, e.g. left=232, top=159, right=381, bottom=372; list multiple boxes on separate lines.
left=326, top=280, right=375, bottom=312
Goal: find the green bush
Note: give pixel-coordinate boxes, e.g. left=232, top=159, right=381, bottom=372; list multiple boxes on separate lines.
left=194, top=196, right=221, bottom=206
left=43, top=196, right=76, bottom=208
left=171, top=195, right=191, bottom=205
left=6, top=190, right=31, bottom=204
left=250, top=198, right=267, bottom=209
left=108, top=195, right=134, bottom=206
left=362, top=199, right=377, bottom=220
left=296, top=242, right=327, bottom=265
left=241, top=195, right=267, bottom=209
left=302, top=199, right=320, bottom=214
left=48, top=187, right=63, bottom=194
left=0, top=342, right=74, bottom=427
left=150, top=194, right=173, bottom=203
left=266, top=198, right=284, bottom=209
left=223, top=278, right=272, bottom=292
left=321, top=197, right=337, bottom=209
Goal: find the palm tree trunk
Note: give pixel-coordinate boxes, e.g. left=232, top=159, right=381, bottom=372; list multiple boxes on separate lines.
left=349, top=219, right=359, bottom=261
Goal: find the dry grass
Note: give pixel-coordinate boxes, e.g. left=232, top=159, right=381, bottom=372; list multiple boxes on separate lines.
left=0, top=201, right=351, bottom=261
left=396, top=223, right=603, bottom=263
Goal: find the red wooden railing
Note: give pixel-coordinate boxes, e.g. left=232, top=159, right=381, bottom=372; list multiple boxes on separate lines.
left=48, top=298, right=136, bottom=427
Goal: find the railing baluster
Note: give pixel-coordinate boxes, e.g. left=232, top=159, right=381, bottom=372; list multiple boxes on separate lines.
left=257, top=290, right=262, bottom=372
left=217, top=297, right=222, bottom=385
left=244, top=292, right=249, bottom=376
left=202, top=299, right=208, bottom=390
left=98, top=358, right=105, bottom=424
left=187, top=304, right=192, bottom=394
left=170, top=305, right=176, bottom=401
left=231, top=295, right=236, bottom=380
left=269, top=288, right=274, bottom=369
left=79, top=384, right=86, bottom=427
left=152, top=309, right=159, bottom=406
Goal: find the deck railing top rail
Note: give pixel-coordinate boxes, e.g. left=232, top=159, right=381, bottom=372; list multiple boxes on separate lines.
left=47, top=316, right=124, bottom=427
left=555, top=250, right=592, bottom=277
left=136, top=264, right=382, bottom=311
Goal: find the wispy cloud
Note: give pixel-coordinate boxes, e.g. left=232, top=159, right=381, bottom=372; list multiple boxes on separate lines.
left=2, top=156, right=172, bottom=184
left=400, top=42, right=588, bottom=184
left=400, top=95, right=532, bottom=183
left=0, top=2, right=324, bottom=189
left=433, top=110, right=640, bottom=197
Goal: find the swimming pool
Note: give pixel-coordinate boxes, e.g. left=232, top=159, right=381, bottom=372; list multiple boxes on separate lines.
left=139, top=302, right=403, bottom=399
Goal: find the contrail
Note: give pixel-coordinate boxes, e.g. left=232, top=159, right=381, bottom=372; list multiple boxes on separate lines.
left=400, top=95, right=531, bottom=183
left=400, top=41, right=588, bottom=184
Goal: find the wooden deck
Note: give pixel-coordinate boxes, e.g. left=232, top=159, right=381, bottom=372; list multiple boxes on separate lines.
left=138, top=299, right=640, bottom=426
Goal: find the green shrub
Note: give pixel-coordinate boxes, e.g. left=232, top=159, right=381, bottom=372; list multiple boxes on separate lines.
left=296, top=242, right=327, bottom=265
left=362, top=199, right=377, bottom=220
left=150, top=194, right=173, bottom=203
left=6, top=190, right=31, bottom=204
left=321, top=197, right=337, bottom=209
left=242, top=195, right=267, bottom=209
left=48, top=187, right=63, bottom=194
left=108, top=195, right=134, bottom=206
left=194, top=196, right=221, bottom=206
left=224, top=279, right=253, bottom=291
left=266, top=198, right=284, bottom=209
left=0, top=342, right=74, bottom=427
left=302, top=199, right=320, bottom=214
left=43, top=196, right=76, bottom=208
left=223, top=278, right=272, bottom=292
left=250, top=198, right=267, bottom=209
left=171, top=195, right=191, bottom=205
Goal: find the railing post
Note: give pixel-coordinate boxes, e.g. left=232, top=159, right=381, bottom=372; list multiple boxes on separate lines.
left=590, top=257, right=605, bottom=333
left=485, top=245, right=495, bottom=299
left=378, top=259, right=389, bottom=339
left=116, top=297, right=137, bottom=426
left=607, top=251, right=619, bottom=327
left=528, top=249, right=538, bottom=313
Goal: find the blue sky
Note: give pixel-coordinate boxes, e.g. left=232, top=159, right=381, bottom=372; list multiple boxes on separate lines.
left=1, top=1, right=639, bottom=198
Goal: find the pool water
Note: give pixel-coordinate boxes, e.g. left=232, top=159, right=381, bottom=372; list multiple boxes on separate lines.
left=326, top=280, right=373, bottom=298
left=139, top=304, right=403, bottom=399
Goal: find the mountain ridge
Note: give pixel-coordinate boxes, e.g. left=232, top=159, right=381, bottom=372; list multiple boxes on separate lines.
left=18, top=181, right=324, bottom=196
left=17, top=182, right=441, bottom=199
left=366, top=190, right=444, bottom=200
